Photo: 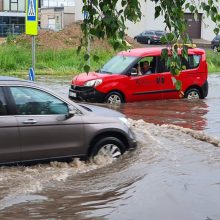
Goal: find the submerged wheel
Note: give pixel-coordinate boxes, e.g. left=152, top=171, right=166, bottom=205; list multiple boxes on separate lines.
left=105, top=92, right=124, bottom=104
left=90, top=137, right=126, bottom=159
left=185, top=88, right=201, bottom=100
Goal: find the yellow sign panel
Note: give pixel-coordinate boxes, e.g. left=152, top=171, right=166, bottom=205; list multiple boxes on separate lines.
left=25, top=0, right=38, bottom=36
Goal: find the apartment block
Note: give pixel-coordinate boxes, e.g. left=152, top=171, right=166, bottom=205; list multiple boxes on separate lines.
left=0, top=0, right=26, bottom=36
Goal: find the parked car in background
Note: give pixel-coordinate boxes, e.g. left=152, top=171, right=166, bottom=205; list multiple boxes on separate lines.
left=211, top=35, right=220, bottom=52
left=0, top=77, right=136, bottom=165
left=134, top=30, right=166, bottom=44
left=69, top=47, right=208, bottom=104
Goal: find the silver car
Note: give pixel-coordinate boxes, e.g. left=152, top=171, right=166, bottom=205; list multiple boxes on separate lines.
left=0, top=76, right=136, bottom=165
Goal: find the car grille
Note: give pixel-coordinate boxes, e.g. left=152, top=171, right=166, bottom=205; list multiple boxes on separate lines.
left=71, top=85, right=93, bottom=91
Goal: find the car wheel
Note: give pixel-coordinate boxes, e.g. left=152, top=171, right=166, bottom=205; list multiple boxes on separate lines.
left=105, top=92, right=124, bottom=104
left=185, top=88, right=201, bottom=100
left=90, top=137, right=126, bottom=159
left=147, top=39, right=151, bottom=45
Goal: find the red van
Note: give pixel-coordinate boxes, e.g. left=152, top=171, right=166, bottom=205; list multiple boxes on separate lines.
left=69, top=47, right=208, bottom=104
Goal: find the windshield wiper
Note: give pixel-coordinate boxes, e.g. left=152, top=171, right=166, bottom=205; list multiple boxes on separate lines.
left=100, top=70, right=112, bottom=74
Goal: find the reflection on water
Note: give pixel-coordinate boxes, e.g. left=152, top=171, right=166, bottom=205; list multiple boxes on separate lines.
left=112, top=99, right=209, bottom=131
left=0, top=74, right=220, bottom=219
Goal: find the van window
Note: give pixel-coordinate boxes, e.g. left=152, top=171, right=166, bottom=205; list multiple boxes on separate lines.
left=188, top=55, right=201, bottom=69
left=182, top=55, right=201, bottom=69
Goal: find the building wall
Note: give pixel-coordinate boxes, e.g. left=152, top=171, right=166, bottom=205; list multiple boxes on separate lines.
left=74, top=0, right=84, bottom=21
left=41, top=0, right=74, bottom=8
left=40, top=6, right=75, bottom=30
left=40, top=8, right=63, bottom=30
left=0, top=0, right=3, bottom=11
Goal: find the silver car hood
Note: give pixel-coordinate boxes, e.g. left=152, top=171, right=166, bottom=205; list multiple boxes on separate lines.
left=79, top=104, right=125, bottom=118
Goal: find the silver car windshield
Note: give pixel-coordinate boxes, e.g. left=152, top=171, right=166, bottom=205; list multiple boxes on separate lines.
left=100, top=55, right=138, bottom=74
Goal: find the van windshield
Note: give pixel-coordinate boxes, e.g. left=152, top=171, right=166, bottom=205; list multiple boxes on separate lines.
left=99, top=55, right=138, bottom=74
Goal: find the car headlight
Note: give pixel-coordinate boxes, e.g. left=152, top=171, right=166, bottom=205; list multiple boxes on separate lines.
left=84, top=79, right=103, bottom=87
left=119, top=117, right=131, bottom=128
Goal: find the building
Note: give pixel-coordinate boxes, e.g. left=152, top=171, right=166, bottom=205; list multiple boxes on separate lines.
left=40, top=0, right=75, bottom=31
left=74, top=0, right=218, bottom=41
left=0, top=0, right=26, bottom=37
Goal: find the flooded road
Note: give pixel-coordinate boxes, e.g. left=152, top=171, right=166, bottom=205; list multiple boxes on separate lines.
left=0, top=74, right=220, bottom=220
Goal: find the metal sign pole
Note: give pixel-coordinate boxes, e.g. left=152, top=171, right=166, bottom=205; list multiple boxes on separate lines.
left=88, top=34, right=90, bottom=66
left=32, top=35, right=36, bottom=71
left=26, top=0, right=38, bottom=81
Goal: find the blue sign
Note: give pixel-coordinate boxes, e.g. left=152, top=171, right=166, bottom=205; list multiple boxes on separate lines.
left=27, top=0, right=37, bottom=21
left=84, top=11, right=89, bottom=19
left=29, top=68, right=35, bottom=81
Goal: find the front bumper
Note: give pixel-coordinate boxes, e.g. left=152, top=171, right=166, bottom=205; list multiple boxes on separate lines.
left=201, top=80, right=208, bottom=98
left=69, top=85, right=106, bottom=103
left=127, top=128, right=137, bottom=150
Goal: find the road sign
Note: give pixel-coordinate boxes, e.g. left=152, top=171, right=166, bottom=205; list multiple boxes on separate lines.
left=28, top=67, right=35, bottom=81
left=26, top=0, right=38, bottom=36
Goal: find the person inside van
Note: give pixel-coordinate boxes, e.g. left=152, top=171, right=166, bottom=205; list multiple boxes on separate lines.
left=138, top=61, right=152, bottom=75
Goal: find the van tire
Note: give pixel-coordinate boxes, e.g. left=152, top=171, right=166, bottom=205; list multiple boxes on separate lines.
left=185, top=88, right=201, bottom=100
left=105, top=92, right=124, bottom=104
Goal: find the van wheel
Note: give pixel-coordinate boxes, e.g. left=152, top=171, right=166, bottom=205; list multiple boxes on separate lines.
left=105, top=92, right=124, bottom=104
left=185, top=88, right=201, bottom=100
left=147, top=39, right=151, bottom=45
left=90, top=137, right=126, bottom=159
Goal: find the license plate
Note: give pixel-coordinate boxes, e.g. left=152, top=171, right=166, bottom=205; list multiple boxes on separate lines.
left=69, top=91, right=77, bottom=97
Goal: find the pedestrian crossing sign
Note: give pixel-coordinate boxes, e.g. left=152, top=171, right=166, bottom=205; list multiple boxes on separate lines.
left=25, top=0, right=38, bottom=35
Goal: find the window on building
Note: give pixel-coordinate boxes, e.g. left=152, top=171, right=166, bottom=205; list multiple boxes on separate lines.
left=3, top=0, right=25, bottom=12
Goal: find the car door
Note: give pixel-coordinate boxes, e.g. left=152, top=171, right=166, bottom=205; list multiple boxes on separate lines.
left=127, top=56, right=163, bottom=101
left=128, top=74, right=163, bottom=101
left=156, top=56, right=179, bottom=99
left=0, top=87, right=21, bottom=164
left=9, top=86, right=84, bottom=161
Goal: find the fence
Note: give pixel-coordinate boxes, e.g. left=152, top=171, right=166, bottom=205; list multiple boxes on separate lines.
left=0, top=24, right=25, bottom=37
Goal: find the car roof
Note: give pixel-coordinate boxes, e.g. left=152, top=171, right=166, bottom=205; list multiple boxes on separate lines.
left=0, top=76, right=37, bottom=86
left=118, top=47, right=205, bottom=57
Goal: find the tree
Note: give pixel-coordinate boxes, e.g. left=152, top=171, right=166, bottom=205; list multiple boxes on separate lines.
left=80, top=0, right=220, bottom=89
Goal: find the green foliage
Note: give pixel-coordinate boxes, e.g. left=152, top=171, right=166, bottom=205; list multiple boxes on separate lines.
left=0, top=45, right=114, bottom=75
left=206, top=49, right=220, bottom=73
left=6, top=34, right=17, bottom=44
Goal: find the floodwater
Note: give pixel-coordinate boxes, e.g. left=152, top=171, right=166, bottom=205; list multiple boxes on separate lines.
left=0, top=74, right=220, bottom=220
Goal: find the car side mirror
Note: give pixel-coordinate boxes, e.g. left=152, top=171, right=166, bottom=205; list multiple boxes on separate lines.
left=66, top=105, right=77, bottom=119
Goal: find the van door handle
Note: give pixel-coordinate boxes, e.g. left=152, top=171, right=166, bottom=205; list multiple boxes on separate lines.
left=161, top=77, right=165, bottom=84
left=156, top=77, right=160, bottom=84
left=22, top=119, right=37, bottom=125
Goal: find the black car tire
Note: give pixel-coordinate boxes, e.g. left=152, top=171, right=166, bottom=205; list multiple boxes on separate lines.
left=104, top=91, right=125, bottom=104
left=185, top=88, right=202, bottom=100
left=147, top=39, right=151, bottom=45
left=90, top=137, right=126, bottom=159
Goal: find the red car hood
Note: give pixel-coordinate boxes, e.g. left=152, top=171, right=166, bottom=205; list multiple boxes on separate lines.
left=72, top=72, right=110, bottom=86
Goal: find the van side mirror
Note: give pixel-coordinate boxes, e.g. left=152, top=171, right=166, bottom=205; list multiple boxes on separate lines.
left=130, top=68, right=138, bottom=76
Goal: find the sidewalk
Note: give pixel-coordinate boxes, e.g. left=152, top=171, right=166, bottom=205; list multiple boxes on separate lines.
left=192, top=38, right=211, bottom=49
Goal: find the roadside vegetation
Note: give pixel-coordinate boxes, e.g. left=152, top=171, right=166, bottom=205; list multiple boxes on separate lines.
left=0, top=44, right=114, bottom=76
left=0, top=42, right=219, bottom=76
left=206, top=50, right=220, bottom=73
